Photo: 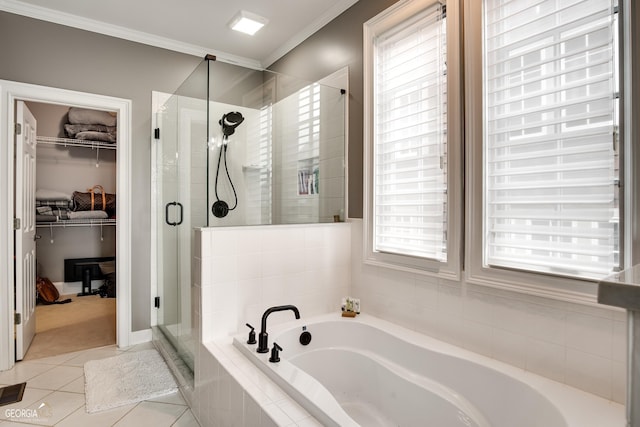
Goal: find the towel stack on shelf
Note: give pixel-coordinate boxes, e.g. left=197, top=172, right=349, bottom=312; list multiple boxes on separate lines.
left=35, top=189, right=108, bottom=223
left=64, top=107, right=117, bottom=143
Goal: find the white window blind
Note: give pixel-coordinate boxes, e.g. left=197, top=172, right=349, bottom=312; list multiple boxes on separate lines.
left=483, top=0, right=619, bottom=279
left=373, top=3, right=448, bottom=261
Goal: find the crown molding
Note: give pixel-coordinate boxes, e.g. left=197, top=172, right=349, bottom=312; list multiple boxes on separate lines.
left=0, top=0, right=264, bottom=70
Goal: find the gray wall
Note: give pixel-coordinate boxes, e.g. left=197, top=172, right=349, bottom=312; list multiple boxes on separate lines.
left=0, top=11, right=202, bottom=331
left=0, top=0, right=398, bottom=330
left=269, top=0, right=399, bottom=218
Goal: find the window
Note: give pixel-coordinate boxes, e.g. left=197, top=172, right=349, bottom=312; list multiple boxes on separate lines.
left=482, top=0, right=619, bottom=281
left=365, top=0, right=625, bottom=298
left=364, top=0, right=461, bottom=277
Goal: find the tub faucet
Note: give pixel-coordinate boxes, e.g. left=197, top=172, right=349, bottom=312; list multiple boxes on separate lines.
left=257, top=305, right=300, bottom=353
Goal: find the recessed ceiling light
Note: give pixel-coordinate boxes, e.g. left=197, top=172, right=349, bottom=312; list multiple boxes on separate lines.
left=229, top=10, right=268, bottom=36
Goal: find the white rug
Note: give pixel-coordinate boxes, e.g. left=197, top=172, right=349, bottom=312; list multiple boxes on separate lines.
left=84, top=349, right=178, bottom=413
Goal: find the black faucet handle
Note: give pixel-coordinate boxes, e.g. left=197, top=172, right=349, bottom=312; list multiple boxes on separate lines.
left=269, top=342, right=283, bottom=363
left=246, top=323, right=256, bottom=344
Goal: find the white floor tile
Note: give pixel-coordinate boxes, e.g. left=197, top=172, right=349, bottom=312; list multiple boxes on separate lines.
left=63, top=347, right=122, bottom=367
left=0, top=388, right=53, bottom=421
left=1, top=421, right=44, bottom=426
left=58, top=377, right=84, bottom=394
left=55, top=404, right=136, bottom=427
left=147, top=391, right=186, bottom=406
left=171, top=409, right=199, bottom=427
left=28, top=351, right=85, bottom=367
left=0, top=343, right=199, bottom=427
left=0, top=362, right=55, bottom=385
left=9, top=391, right=85, bottom=426
left=27, top=366, right=84, bottom=391
left=112, top=401, right=186, bottom=427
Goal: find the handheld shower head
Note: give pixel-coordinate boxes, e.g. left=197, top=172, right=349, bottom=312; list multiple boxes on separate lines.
left=212, top=111, right=243, bottom=218
left=219, top=111, right=244, bottom=138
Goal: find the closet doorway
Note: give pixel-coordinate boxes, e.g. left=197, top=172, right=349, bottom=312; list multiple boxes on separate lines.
left=22, top=100, right=117, bottom=361
left=0, top=80, right=132, bottom=371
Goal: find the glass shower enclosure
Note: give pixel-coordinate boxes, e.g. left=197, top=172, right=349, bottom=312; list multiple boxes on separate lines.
left=152, top=55, right=346, bottom=389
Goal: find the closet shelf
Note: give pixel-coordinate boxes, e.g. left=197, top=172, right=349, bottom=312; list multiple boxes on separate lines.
left=36, top=136, right=117, bottom=150
left=36, top=219, right=116, bottom=228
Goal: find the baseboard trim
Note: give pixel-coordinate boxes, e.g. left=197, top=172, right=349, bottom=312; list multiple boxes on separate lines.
left=128, top=329, right=152, bottom=347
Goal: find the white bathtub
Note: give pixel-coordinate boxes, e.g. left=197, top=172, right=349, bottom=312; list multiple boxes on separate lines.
left=232, top=313, right=624, bottom=427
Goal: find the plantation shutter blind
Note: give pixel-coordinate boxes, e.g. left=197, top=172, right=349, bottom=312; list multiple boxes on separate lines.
left=373, top=3, right=448, bottom=261
left=483, top=0, right=618, bottom=279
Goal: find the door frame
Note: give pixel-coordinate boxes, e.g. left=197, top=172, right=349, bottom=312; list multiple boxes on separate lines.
left=0, top=80, right=133, bottom=371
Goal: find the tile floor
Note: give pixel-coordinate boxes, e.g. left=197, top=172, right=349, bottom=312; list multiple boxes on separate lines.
left=0, top=343, right=199, bottom=427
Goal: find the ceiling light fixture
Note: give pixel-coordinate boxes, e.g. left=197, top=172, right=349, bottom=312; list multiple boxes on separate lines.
left=228, top=10, right=268, bottom=36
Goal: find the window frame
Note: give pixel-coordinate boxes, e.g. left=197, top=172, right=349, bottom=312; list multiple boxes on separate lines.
left=363, top=0, right=462, bottom=280
left=464, top=0, right=631, bottom=303
left=363, top=0, right=636, bottom=304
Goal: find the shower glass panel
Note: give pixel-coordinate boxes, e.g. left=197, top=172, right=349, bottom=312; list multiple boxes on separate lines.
left=153, top=56, right=346, bottom=388
left=207, top=61, right=346, bottom=226
left=154, top=60, right=208, bottom=377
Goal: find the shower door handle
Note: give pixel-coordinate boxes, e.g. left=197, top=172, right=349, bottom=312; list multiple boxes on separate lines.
left=175, top=202, right=184, bottom=226
left=165, top=202, right=184, bottom=226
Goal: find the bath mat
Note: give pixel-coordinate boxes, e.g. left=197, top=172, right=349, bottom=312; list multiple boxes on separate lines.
left=84, top=349, right=177, bottom=413
left=0, top=382, right=26, bottom=407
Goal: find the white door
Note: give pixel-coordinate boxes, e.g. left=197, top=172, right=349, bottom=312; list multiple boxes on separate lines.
left=15, top=101, right=37, bottom=360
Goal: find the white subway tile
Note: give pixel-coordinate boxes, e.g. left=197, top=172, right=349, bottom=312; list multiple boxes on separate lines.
left=437, top=283, right=464, bottom=317
left=462, top=290, right=496, bottom=327
left=613, top=320, right=627, bottom=363
left=237, top=252, right=262, bottom=281
left=491, top=328, right=527, bottom=369
left=525, top=337, right=565, bottom=383
left=565, top=348, right=612, bottom=400
left=612, top=361, right=626, bottom=404
left=211, top=231, right=238, bottom=256
left=236, top=229, right=262, bottom=254
left=243, top=394, right=262, bottom=427
left=262, top=403, right=295, bottom=427
left=489, top=295, right=530, bottom=335
left=458, top=319, right=493, bottom=358
left=211, top=255, right=238, bottom=285
left=523, top=301, right=566, bottom=346
left=565, top=311, right=614, bottom=359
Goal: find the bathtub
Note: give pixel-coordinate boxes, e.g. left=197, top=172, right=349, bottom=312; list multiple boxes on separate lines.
left=232, top=313, right=624, bottom=427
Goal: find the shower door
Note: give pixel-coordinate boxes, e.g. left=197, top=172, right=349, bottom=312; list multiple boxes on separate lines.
left=155, top=66, right=208, bottom=374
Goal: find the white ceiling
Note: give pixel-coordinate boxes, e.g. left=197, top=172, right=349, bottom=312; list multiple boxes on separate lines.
left=0, top=0, right=360, bottom=69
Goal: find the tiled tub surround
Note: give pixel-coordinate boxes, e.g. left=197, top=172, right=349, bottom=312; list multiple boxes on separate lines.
left=192, top=221, right=625, bottom=426
left=192, top=223, right=350, bottom=425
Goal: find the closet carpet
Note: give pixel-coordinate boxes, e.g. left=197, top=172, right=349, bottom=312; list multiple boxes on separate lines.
left=24, top=294, right=116, bottom=361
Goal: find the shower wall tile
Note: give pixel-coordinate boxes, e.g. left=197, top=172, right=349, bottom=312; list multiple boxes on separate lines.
left=349, top=218, right=627, bottom=404
left=198, top=223, right=350, bottom=341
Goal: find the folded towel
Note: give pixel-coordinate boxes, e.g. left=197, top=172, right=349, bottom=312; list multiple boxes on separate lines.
left=75, top=131, right=116, bottom=143
left=68, top=107, right=117, bottom=127
left=64, top=124, right=116, bottom=138
left=35, top=188, right=71, bottom=201
left=35, top=199, right=74, bottom=209
left=36, top=206, right=53, bottom=215
left=67, top=210, right=108, bottom=220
